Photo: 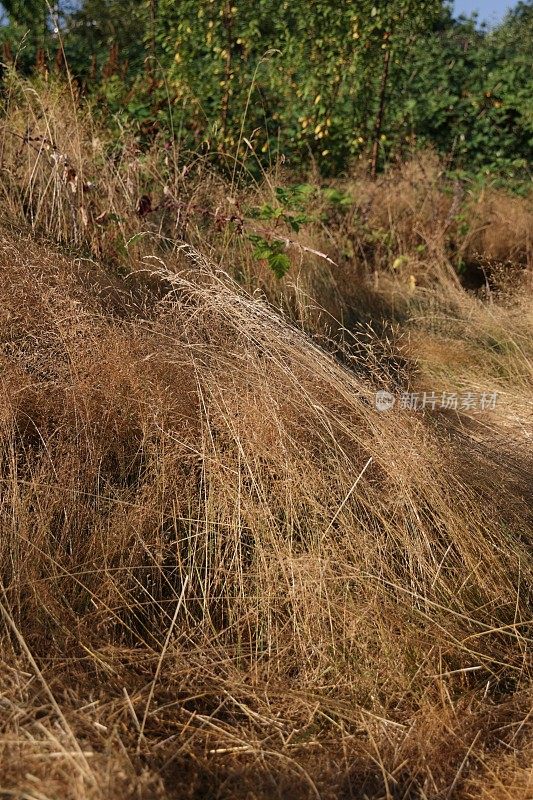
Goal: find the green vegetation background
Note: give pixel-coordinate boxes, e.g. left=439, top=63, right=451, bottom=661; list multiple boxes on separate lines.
left=1, top=0, right=531, bottom=186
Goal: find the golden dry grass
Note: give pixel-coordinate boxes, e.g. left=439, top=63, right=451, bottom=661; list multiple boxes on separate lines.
left=0, top=76, right=531, bottom=799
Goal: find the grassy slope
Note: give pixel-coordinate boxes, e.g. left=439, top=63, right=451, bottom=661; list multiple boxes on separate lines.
left=0, top=78, right=531, bottom=799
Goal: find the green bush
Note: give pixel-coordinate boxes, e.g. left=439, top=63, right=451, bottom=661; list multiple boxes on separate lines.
left=0, top=0, right=531, bottom=185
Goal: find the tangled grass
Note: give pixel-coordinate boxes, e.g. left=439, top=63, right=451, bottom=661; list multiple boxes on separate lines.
left=0, top=76, right=531, bottom=799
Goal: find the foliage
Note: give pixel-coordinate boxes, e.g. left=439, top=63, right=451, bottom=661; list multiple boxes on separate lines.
left=0, top=0, right=531, bottom=184
left=0, top=0, right=50, bottom=68
left=62, top=0, right=151, bottom=80
left=153, top=0, right=442, bottom=172
left=386, top=2, right=533, bottom=181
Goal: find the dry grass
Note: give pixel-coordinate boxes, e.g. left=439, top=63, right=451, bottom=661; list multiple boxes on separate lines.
left=0, top=77, right=531, bottom=799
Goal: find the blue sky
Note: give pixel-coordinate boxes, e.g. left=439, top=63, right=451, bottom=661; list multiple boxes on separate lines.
left=454, top=0, right=515, bottom=24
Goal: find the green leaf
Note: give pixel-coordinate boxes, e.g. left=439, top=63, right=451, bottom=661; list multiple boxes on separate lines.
left=248, top=234, right=273, bottom=261
left=293, top=183, right=315, bottom=199
left=253, top=243, right=274, bottom=260
left=268, top=252, right=291, bottom=279
left=287, top=218, right=301, bottom=232
left=323, top=187, right=353, bottom=206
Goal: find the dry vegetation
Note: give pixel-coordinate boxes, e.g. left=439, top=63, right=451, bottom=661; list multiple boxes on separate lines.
left=0, top=76, right=531, bottom=799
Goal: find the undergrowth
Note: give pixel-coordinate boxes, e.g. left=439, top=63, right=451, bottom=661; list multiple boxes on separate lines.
left=0, top=76, right=531, bottom=799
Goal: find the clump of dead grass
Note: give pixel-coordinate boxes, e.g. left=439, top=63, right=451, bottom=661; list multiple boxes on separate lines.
left=0, top=75, right=531, bottom=800
left=0, top=226, right=530, bottom=798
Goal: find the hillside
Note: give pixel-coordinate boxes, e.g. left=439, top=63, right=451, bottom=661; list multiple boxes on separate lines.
left=0, top=80, right=532, bottom=799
